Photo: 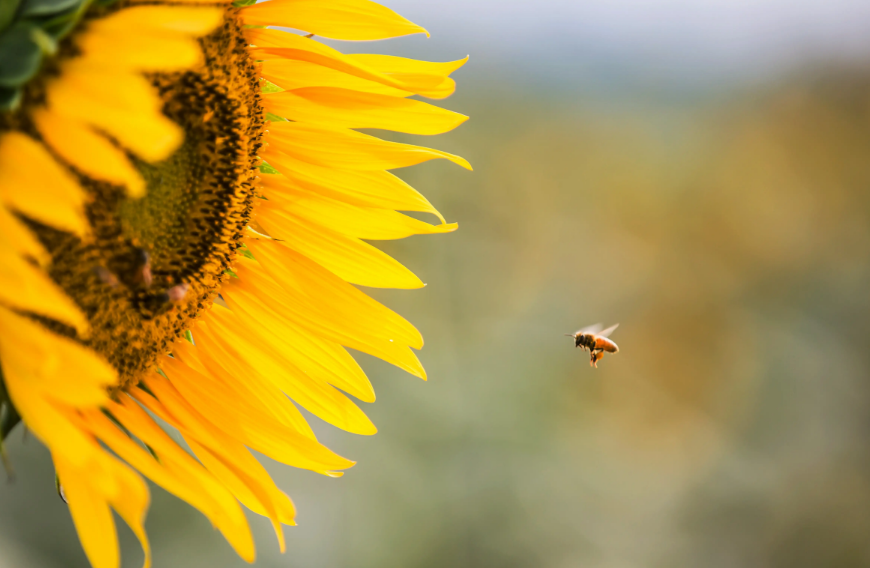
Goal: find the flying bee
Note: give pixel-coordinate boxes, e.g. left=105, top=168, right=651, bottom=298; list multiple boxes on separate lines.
left=566, top=323, right=619, bottom=368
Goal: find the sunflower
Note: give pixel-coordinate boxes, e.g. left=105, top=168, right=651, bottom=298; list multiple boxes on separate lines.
left=0, top=0, right=469, bottom=564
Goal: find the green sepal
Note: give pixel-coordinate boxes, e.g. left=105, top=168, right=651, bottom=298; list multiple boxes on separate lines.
left=264, top=111, right=288, bottom=122
left=1, top=403, right=23, bottom=442
left=259, top=162, right=279, bottom=175
left=39, top=0, right=92, bottom=39
left=135, top=380, right=156, bottom=397
left=144, top=443, right=158, bottom=461
left=0, top=23, right=44, bottom=88
left=0, top=399, right=14, bottom=479
left=0, top=0, right=22, bottom=34
left=100, top=407, right=159, bottom=459
left=30, top=25, right=56, bottom=53
left=261, top=80, right=283, bottom=94
left=1, top=398, right=22, bottom=480
left=232, top=0, right=256, bottom=7
left=0, top=86, right=21, bottom=110
left=18, top=0, right=80, bottom=19
left=0, top=373, right=21, bottom=445
left=56, top=471, right=67, bottom=502
left=238, top=244, right=255, bottom=260
left=0, top=364, right=17, bottom=479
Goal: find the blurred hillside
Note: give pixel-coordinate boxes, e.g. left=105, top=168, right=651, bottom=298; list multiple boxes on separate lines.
left=4, top=25, right=870, bottom=568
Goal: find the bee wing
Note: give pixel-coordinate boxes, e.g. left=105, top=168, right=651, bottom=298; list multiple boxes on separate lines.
left=573, top=323, right=603, bottom=336
left=598, top=323, right=619, bottom=338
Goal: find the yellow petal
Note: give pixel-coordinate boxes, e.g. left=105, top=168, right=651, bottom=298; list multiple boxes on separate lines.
left=82, top=407, right=197, bottom=501
left=56, top=445, right=152, bottom=568
left=261, top=188, right=457, bottom=240
left=264, top=87, right=468, bottom=135
left=5, top=380, right=102, bottom=470
left=241, top=0, right=428, bottom=41
left=348, top=53, right=467, bottom=99
left=235, top=245, right=422, bottom=347
left=132, top=384, right=296, bottom=532
left=0, top=206, right=48, bottom=264
left=103, top=457, right=152, bottom=568
left=0, top=132, right=87, bottom=234
left=259, top=152, right=445, bottom=221
left=78, top=28, right=203, bottom=71
left=60, top=62, right=164, bottom=115
left=95, top=399, right=257, bottom=563
left=172, top=339, right=316, bottom=439
left=0, top=306, right=112, bottom=404
left=159, top=354, right=355, bottom=471
left=350, top=53, right=467, bottom=81
left=201, top=306, right=376, bottom=434
left=88, top=5, right=223, bottom=36
left=187, top=438, right=288, bottom=552
left=230, top=250, right=427, bottom=378
left=266, top=122, right=472, bottom=171
left=47, top=75, right=183, bottom=163
left=247, top=28, right=457, bottom=98
left=55, top=456, right=120, bottom=568
left=0, top=253, right=89, bottom=332
left=247, top=28, right=405, bottom=86
left=256, top=206, right=424, bottom=289
left=34, top=109, right=146, bottom=198
left=221, top=289, right=375, bottom=402
left=260, top=59, right=412, bottom=97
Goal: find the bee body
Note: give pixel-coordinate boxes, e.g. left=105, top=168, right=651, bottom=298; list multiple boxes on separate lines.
left=566, top=324, right=620, bottom=368
left=574, top=333, right=618, bottom=353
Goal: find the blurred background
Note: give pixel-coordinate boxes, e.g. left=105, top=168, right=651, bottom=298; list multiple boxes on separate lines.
left=5, top=0, right=870, bottom=566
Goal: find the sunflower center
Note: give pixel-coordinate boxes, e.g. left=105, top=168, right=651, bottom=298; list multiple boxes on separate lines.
left=26, top=10, right=264, bottom=389
left=119, top=139, right=206, bottom=274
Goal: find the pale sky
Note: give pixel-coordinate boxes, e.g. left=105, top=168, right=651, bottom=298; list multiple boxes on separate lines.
left=386, top=0, right=870, bottom=46
left=372, top=0, right=870, bottom=81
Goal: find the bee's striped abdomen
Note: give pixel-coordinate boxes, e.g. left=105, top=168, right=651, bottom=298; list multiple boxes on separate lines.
left=594, top=337, right=619, bottom=353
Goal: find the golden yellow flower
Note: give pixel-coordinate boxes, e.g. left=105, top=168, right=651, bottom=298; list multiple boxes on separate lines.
left=0, top=0, right=468, bottom=565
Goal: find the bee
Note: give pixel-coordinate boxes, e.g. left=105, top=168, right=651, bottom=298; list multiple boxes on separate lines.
left=566, top=323, right=619, bottom=367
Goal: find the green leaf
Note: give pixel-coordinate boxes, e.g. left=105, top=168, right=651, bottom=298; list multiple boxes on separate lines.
left=0, top=86, right=21, bottom=110
left=0, top=0, right=22, bottom=34
left=19, top=0, right=80, bottom=18
left=0, top=24, right=42, bottom=87
left=40, top=0, right=93, bottom=39
left=232, top=0, right=256, bottom=6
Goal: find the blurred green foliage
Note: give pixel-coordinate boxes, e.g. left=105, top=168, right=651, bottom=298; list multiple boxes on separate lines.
left=4, top=64, right=870, bottom=568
